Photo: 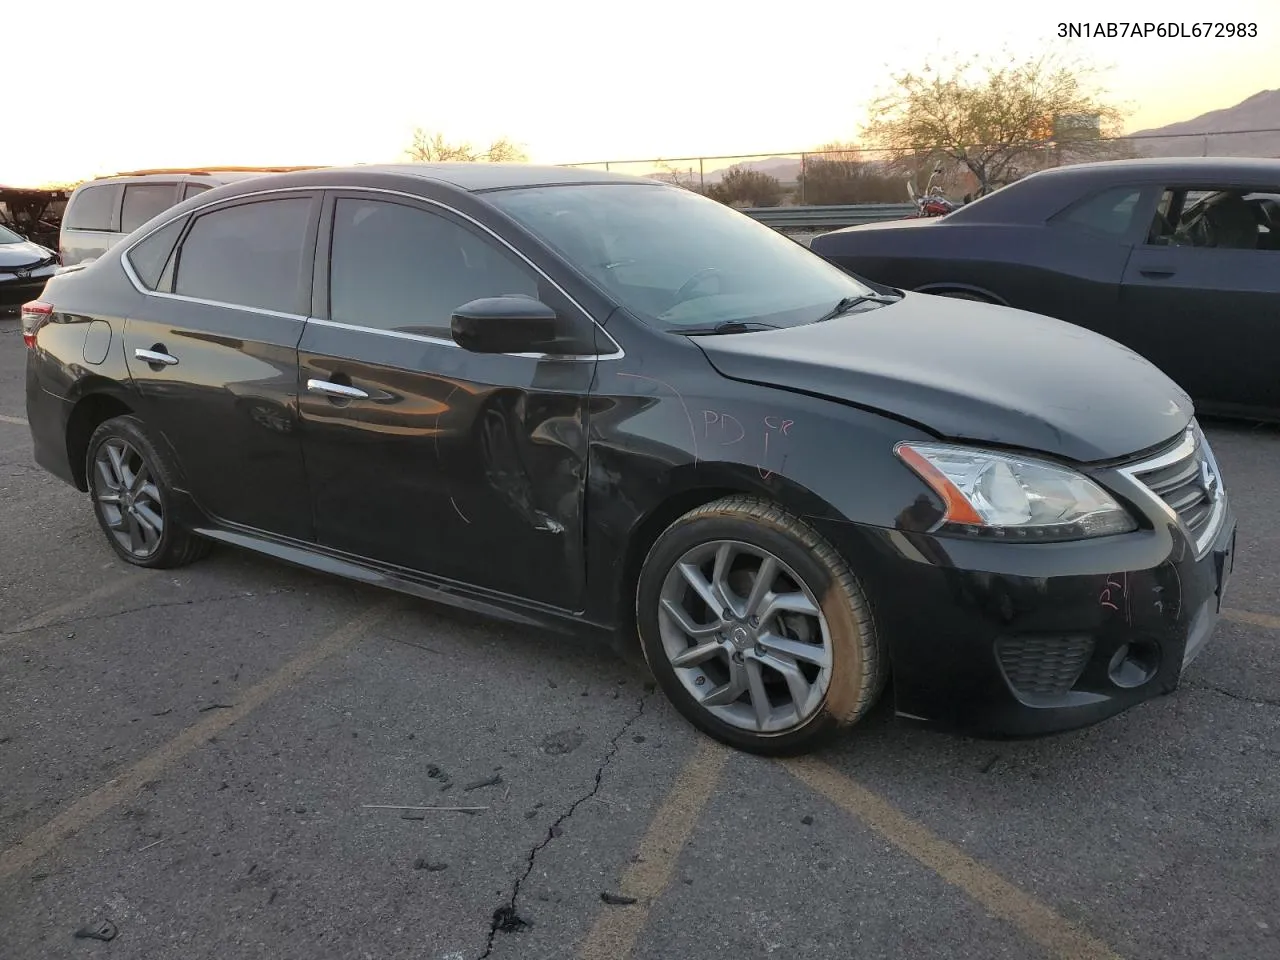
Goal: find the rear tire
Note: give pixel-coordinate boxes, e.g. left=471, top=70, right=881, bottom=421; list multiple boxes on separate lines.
left=636, top=496, right=886, bottom=756
left=85, top=415, right=212, bottom=569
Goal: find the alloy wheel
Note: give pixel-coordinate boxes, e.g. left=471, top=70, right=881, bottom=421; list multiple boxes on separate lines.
left=93, top=438, right=165, bottom=560
left=656, top=539, right=833, bottom=734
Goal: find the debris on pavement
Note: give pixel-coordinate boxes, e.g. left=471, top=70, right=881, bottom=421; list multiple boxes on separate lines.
left=73, top=921, right=118, bottom=942
left=540, top=729, right=585, bottom=755
left=801, top=815, right=814, bottom=825
left=600, top=892, right=638, bottom=906
left=491, top=905, right=529, bottom=932
left=363, top=804, right=489, bottom=813
left=463, top=773, right=502, bottom=792
left=413, top=858, right=448, bottom=871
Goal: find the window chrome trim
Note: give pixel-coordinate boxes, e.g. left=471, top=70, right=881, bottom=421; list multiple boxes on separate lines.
left=303, top=316, right=608, bottom=361
left=119, top=183, right=625, bottom=361
left=1116, top=423, right=1228, bottom=560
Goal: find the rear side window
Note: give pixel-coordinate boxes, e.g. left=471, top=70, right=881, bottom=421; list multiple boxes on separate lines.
left=1050, top=186, right=1144, bottom=237
left=125, top=218, right=186, bottom=290
left=173, top=198, right=312, bottom=314
left=64, top=184, right=121, bottom=231
left=121, top=183, right=177, bottom=233
left=182, top=183, right=211, bottom=201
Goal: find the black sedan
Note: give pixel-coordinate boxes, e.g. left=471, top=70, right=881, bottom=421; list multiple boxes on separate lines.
left=810, top=157, right=1280, bottom=420
left=0, top=223, right=59, bottom=314
left=21, top=164, right=1236, bottom=754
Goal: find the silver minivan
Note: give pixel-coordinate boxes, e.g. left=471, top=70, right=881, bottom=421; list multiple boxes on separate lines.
left=58, top=167, right=319, bottom=267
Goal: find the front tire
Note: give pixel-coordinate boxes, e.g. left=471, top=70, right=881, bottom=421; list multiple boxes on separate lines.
left=85, top=415, right=211, bottom=569
left=636, top=496, right=886, bottom=755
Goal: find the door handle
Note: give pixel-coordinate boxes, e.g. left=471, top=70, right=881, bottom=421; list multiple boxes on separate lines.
left=307, top=378, right=369, bottom=400
left=134, top=347, right=178, bottom=366
left=1139, top=267, right=1175, bottom=278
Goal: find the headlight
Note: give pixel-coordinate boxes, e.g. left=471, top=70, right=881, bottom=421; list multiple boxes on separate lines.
left=894, top=442, right=1137, bottom=541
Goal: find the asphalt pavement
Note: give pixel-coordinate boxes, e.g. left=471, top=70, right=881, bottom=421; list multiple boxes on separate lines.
left=1, top=312, right=1277, bottom=960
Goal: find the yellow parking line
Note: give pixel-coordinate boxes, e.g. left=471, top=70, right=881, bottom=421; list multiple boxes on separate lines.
left=783, top=758, right=1121, bottom=960
left=1222, top=607, right=1280, bottom=631
left=577, top=737, right=731, bottom=960
left=0, top=414, right=27, bottom=425
left=1, top=575, right=146, bottom=643
left=0, top=601, right=399, bottom=883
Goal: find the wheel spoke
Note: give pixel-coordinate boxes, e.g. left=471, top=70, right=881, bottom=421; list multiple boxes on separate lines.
left=134, top=503, right=163, bottom=537
left=139, top=481, right=162, bottom=505
left=105, top=509, right=127, bottom=531
left=105, top=443, right=126, bottom=486
left=759, top=591, right=819, bottom=624
left=129, top=465, right=150, bottom=495
left=757, top=651, right=812, bottom=710
left=670, top=640, right=723, bottom=669
left=97, top=492, right=122, bottom=506
left=95, top=458, right=121, bottom=493
left=743, top=556, right=778, bottom=619
left=743, top=659, right=772, bottom=731
left=677, top=562, right=719, bottom=612
left=701, top=664, right=747, bottom=707
left=127, top=512, right=145, bottom=554
left=660, top=598, right=723, bottom=638
left=759, top=631, right=831, bottom=669
left=709, top=542, right=737, bottom=614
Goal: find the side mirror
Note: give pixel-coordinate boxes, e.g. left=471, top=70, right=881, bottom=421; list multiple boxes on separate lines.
left=451, top=296, right=561, bottom=354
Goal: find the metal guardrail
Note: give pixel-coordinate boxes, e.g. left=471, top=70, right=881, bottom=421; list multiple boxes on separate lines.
left=740, top=203, right=918, bottom=230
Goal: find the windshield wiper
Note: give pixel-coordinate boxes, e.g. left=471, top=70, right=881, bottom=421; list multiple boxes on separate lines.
left=814, top=293, right=898, bottom=323
left=673, top=321, right=781, bottom=336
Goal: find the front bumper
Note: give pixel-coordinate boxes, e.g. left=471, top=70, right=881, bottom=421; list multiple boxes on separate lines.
left=814, top=437, right=1238, bottom=737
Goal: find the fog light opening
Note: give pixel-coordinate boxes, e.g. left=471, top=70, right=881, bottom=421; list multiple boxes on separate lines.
left=1108, top=640, right=1160, bottom=689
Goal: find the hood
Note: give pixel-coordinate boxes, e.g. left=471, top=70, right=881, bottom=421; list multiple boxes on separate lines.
left=0, top=239, right=54, bottom=268
left=693, top=292, right=1192, bottom=463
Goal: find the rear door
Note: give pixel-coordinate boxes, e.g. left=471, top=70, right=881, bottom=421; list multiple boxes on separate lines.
left=1120, top=182, right=1280, bottom=413
left=120, top=190, right=321, bottom=540
left=295, top=190, right=599, bottom=610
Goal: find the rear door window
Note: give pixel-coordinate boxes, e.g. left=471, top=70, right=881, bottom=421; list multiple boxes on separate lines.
left=121, top=183, right=178, bottom=233
left=182, top=183, right=212, bottom=202
left=64, top=184, right=122, bottom=232
left=172, top=197, right=313, bottom=314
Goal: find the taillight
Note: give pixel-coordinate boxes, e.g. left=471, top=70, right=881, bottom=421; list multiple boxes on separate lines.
left=21, top=300, right=53, bottom=348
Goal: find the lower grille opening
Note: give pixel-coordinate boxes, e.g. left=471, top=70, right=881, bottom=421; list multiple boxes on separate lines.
left=996, top=634, right=1095, bottom=698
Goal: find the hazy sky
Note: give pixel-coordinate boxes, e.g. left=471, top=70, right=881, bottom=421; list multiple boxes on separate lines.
left=4, top=0, right=1275, bottom=186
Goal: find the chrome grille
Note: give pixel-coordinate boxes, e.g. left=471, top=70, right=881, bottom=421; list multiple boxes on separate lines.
left=1124, top=424, right=1226, bottom=557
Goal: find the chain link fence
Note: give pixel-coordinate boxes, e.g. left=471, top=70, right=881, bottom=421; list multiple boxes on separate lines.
left=561, top=129, right=1280, bottom=207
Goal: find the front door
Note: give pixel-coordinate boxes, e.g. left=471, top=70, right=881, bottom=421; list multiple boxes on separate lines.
left=296, top=191, right=598, bottom=611
left=121, top=190, right=321, bottom=540
left=1120, top=184, right=1280, bottom=413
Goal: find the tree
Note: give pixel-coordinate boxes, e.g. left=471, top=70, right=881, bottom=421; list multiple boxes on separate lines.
left=797, top=141, right=906, bottom=205
left=405, top=128, right=528, bottom=163
left=863, top=50, right=1129, bottom=195
left=650, top=160, right=704, bottom=193
left=706, top=166, right=783, bottom=207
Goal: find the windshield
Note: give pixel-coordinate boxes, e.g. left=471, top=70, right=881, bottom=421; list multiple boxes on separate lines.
left=0, top=224, right=25, bottom=244
left=487, top=183, right=878, bottom=329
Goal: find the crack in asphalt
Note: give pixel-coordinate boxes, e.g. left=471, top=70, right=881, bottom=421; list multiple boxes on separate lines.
left=478, top=688, right=653, bottom=960
left=1, top=588, right=298, bottom=637
left=1186, top=680, right=1280, bottom=709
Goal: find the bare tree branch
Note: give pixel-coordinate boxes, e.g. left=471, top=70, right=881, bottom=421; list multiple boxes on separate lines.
left=405, top=128, right=528, bottom=163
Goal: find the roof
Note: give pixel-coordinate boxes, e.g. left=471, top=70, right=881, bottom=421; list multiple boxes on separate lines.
left=1030, top=155, right=1280, bottom=180
left=326, top=162, right=661, bottom=191
left=95, top=165, right=324, bottom=179
left=945, top=155, right=1280, bottom=225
